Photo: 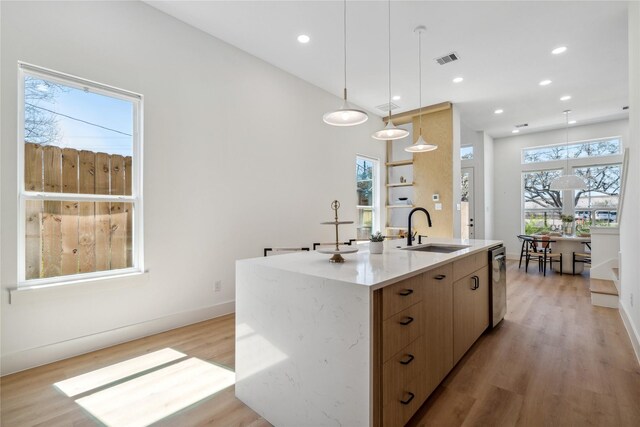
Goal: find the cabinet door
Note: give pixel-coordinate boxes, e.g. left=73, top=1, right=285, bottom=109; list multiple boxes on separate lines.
left=422, top=263, right=453, bottom=396
left=453, top=265, right=489, bottom=364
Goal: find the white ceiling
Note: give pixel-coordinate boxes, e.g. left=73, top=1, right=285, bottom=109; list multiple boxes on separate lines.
left=146, top=1, right=629, bottom=138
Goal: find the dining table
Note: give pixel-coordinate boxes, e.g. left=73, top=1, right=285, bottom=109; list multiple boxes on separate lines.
left=533, top=234, right=591, bottom=274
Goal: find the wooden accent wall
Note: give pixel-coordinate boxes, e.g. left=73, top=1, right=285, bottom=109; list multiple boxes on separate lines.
left=24, top=143, right=133, bottom=279
left=412, top=108, right=454, bottom=237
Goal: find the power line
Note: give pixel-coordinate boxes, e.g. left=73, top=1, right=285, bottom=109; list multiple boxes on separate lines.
left=25, top=103, right=132, bottom=137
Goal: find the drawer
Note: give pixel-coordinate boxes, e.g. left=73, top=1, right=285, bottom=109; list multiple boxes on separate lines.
left=382, top=371, right=428, bottom=427
left=382, top=336, right=425, bottom=405
left=382, top=302, right=424, bottom=362
left=453, top=251, right=488, bottom=281
left=424, top=263, right=453, bottom=287
left=382, top=273, right=424, bottom=320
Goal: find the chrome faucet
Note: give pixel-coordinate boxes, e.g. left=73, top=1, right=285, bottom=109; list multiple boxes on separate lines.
left=407, top=207, right=433, bottom=246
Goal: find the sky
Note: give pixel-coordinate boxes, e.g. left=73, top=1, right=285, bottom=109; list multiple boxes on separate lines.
left=26, top=76, right=133, bottom=156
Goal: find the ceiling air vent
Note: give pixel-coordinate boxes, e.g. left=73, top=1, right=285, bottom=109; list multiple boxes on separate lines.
left=375, top=102, right=399, bottom=113
left=515, top=123, right=529, bottom=128
left=435, top=52, right=459, bottom=65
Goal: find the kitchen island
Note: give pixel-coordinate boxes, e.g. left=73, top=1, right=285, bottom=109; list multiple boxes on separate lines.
left=235, top=238, right=502, bottom=427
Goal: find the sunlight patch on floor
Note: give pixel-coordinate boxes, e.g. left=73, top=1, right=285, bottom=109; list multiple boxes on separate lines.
left=75, top=357, right=235, bottom=427
left=54, top=348, right=186, bottom=397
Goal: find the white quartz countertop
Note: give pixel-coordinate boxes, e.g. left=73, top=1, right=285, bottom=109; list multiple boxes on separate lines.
left=237, top=237, right=503, bottom=290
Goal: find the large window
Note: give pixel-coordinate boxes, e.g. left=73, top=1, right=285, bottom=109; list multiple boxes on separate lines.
left=521, top=136, right=622, bottom=234
left=523, top=169, right=563, bottom=234
left=356, top=156, right=378, bottom=240
left=574, top=164, right=621, bottom=226
left=523, top=138, right=621, bottom=164
left=18, top=63, right=143, bottom=286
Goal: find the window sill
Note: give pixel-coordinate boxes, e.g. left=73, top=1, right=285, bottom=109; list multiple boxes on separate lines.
left=9, top=270, right=150, bottom=305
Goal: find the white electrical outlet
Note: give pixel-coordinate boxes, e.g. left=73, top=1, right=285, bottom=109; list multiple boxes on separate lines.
left=215, top=280, right=222, bottom=292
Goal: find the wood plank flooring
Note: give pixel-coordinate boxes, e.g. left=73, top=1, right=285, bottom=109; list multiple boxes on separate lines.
left=1, top=261, right=639, bottom=426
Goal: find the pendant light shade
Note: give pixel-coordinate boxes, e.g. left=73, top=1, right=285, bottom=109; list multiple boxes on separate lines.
left=549, top=110, right=587, bottom=191
left=372, top=121, right=410, bottom=140
left=405, top=135, right=437, bottom=152
left=323, top=97, right=369, bottom=126
left=324, top=0, right=368, bottom=127
left=372, top=0, right=409, bottom=141
left=550, top=174, right=588, bottom=191
left=405, top=26, right=438, bottom=153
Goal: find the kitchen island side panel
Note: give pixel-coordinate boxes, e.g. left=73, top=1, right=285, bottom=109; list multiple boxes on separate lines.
left=235, top=261, right=372, bottom=427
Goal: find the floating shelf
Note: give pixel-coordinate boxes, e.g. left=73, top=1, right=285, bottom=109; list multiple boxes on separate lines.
left=386, top=182, right=414, bottom=188
left=385, top=226, right=408, bottom=230
left=386, top=205, right=415, bottom=209
left=385, top=159, right=413, bottom=167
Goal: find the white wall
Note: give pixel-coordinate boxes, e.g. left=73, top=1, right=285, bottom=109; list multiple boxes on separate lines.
left=493, top=119, right=629, bottom=258
left=483, top=132, right=495, bottom=239
left=619, top=1, right=640, bottom=361
left=0, top=1, right=386, bottom=374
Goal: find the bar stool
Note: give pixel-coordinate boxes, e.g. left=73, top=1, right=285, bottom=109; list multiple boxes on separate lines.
left=573, top=241, right=591, bottom=274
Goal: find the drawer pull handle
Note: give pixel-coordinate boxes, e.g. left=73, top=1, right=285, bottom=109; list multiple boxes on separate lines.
left=471, top=276, right=479, bottom=290
left=400, top=354, right=415, bottom=365
left=434, top=274, right=446, bottom=280
left=399, top=316, right=414, bottom=326
left=398, top=289, right=414, bottom=296
left=400, top=392, right=415, bottom=405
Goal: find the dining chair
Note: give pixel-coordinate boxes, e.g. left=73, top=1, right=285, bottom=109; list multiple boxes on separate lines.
left=526, top=237, right=562, bottom=276
left=517, top=235, right=534, bottom=269
left=264, top=247, right=310, bottom=257
left=572, top=241, right=592, bottom=274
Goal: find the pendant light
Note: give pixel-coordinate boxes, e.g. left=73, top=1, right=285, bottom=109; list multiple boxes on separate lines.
left=323, top=0, right=368, bottom=126
left=550, top=110, right=587, bottom=190
left=372, top=0, right=409, bottom=140
left=405, top=26, right=437, bottom=153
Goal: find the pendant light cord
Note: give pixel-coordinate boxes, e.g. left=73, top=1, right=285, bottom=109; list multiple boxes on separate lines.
left=388, top=0, right=392, bottom=118
left=343, top=0, right=347, bottom=101
left=418, top=28, right=423, bottom=136
left=565, top=110, right=570, bottom=171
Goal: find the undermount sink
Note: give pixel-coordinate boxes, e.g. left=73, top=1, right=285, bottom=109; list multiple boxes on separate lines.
left=402, top=244, right=470, bottom=253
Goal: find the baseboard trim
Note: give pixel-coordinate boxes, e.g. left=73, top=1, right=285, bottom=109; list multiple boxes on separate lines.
left=619, top=303, right=640, bottom=366
left=0, top=301, right=235, bottom=376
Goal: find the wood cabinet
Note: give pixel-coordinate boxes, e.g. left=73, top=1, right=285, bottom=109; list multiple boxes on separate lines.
left=453, top=265, right=489, bottom=364
left=374, top=251, right=489, bottom=427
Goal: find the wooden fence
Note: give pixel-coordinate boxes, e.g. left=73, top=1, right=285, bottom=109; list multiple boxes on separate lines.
left=24, top=143, right=133, bottom=280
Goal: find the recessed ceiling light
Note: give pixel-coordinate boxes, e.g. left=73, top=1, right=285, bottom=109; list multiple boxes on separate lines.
left=552, top=46, right=567, bottom=55
left=568, top=120, right=577, bottom=124
left=560, top=95, right=572, bottom=101
left=494, top=109, right=504, bottom=114
left=297, top=34, right=310, bottom=44
left=539, top=79, right=552, bottom=86
left=512, top=129, right=520, bottom=134
left=452, top=77, right=464, bottom=83
left=392, top=95, right=401, bottom=101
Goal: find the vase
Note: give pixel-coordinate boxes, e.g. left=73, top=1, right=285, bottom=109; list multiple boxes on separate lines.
left=369, top=241, right=384, bottom=254
left=563, top=222, right=574, bottom=236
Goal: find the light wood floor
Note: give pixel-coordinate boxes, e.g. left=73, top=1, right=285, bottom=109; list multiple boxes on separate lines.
left=1, top=261, right=639, bottom=426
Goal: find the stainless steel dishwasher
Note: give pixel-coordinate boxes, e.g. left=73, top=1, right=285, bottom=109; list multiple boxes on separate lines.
left=489, top=245, right=507, bottom=327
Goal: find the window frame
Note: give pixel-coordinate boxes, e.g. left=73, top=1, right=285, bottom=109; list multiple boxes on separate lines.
left=17, top=62, right=144, bottom=288
left=519, top=137, right=623, bottom=234
left=355, top=155, right=380, bottom=238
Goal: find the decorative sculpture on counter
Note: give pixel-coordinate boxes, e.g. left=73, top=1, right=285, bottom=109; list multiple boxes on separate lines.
left=317, top=200, right=359, bottom=263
